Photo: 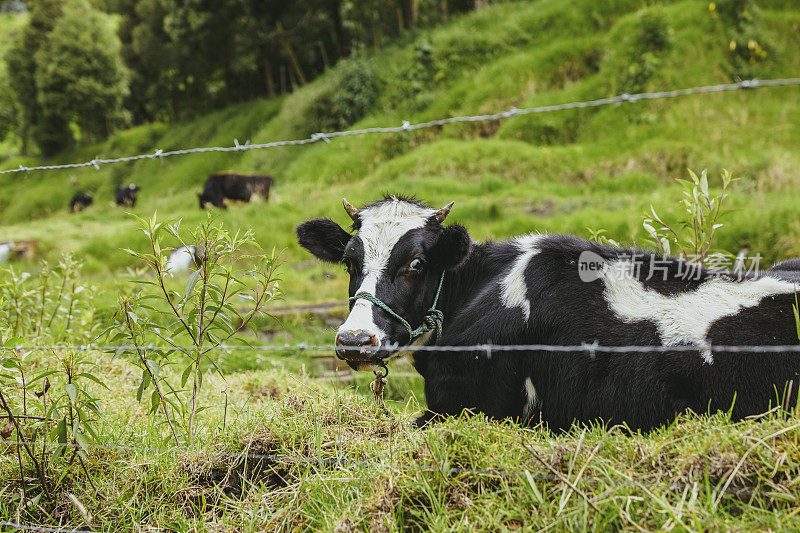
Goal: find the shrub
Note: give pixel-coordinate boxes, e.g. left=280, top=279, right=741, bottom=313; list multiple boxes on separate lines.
left=617, top=9, right=672, bottom=93
left=403, top=38, right=442, bottom=108
left=712, top=0, right=776, bottom=80
left=308, top=54, right=379, bottom=133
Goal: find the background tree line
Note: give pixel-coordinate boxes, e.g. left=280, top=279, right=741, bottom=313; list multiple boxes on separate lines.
left=0, top=0, right=491, bottom=157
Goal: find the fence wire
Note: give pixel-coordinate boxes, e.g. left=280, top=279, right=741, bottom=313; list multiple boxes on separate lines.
left=1, top=77, right=799, bottom=176
left=2, top=343, right=800, bottom=354
left=0, top=522, right=93, bottom=533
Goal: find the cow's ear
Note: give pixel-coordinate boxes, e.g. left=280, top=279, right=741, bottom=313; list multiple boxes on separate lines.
left=296, top=218, right=351, bottom=263
left=430, top=224, right=472, bottom=270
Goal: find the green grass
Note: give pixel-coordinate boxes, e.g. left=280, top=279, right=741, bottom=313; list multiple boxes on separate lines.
left=2, top=0, right=800, bottom=529
left=3, top=357, right=800, bottom=530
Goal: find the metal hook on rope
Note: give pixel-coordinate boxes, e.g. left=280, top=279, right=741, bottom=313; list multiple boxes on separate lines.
left=370, top=362, right=389, bottom=413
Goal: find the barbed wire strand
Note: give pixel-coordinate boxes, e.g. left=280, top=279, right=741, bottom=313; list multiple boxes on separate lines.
left=2, top=343, right=800, bottom=354
left=1, top=78, right=798, bottom=176
left=0, top=521, right=93, bottom=533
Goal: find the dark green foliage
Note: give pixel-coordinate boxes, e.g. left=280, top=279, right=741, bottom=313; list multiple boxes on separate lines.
left=118, top=0, right=178, bottom=123
left=30, top=110, right=73, bottom=155
left=0, top=72, right=15, bottom=142
left=404, top=38, right=443, bottom=109
left=332, top=55, right=380, bottom=128
left=34, top=0, right=128, bottom=152
left=307, top=54, right=379, bottom=132
left=4, top=0, right=127, bottom=155
left=2, top=0, right=531, bottom=154
left=618, top=8, right=673, bottom=93
left=714, top=0, right=777, bottom=80
left=5, top=0, right=63, bottom=153
left=113, top=0, right=486, bottom=124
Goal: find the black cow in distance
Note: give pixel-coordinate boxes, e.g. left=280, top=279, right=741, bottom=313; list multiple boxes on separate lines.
left=70, top=192, right=93, bottom=212
left=115, top=183, right=139, bottom=207
left=198, top=173, right=274, bottom=209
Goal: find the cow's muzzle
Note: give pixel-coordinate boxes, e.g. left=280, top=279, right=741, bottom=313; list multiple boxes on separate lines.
left=335, top=330, right=380, bottom=367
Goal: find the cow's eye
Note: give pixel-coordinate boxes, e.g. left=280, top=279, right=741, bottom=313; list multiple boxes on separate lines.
left=408, top=258, right=424, bottom=272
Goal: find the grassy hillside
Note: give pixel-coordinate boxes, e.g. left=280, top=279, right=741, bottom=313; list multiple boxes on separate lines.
left=1, top=0, right=799, bottom=308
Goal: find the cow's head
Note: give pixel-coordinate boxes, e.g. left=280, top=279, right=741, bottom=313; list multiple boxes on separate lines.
left=297, top=196, right=471, bottom=370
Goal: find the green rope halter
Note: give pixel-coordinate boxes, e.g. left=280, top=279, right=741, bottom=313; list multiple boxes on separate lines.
left=349, top=272, right=446, bottom=343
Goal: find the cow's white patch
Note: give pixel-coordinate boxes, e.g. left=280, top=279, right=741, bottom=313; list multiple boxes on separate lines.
left=337, top=198, right=436, bottom=343
left=523, top=377, right=540, bottom=420
left=339, top=273, right=386, bottom=340
left=602, top=260, right=798, bottom=363
left=500, top=234, right=546, bottom=321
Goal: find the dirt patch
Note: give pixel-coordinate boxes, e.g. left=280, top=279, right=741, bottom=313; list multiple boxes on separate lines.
left=547, top=444, right=574, bottom=473
left=503, top=519, right=525, bottom=530
left=505, top=198, right=591, bottom=217
left=243, top=382, right=281, bottom=401
left=525, top=199, right=555, bottom=217
left=445, top=487, right=473, bottom=510
left=180, top=430, right=291, bottom=516
left=679, top=449, right=753, bottom=487
left=332, top=517, right=358, bottom=532
left=366, top=479, right=402, bottom=532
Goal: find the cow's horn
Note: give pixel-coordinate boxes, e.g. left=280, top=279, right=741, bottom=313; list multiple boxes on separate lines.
left=342, top=198, right=358, bottom=221
left=434, top=201, right=455, bottom=223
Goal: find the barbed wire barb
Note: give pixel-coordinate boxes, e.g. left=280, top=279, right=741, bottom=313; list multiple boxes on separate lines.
left=1, top=78, right=799, bottom=176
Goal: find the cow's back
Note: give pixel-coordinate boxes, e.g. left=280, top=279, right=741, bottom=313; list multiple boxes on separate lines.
left=419, top=234, right=800, bottom=430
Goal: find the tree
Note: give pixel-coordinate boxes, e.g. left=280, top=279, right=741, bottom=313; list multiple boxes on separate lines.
left=5, top=0, right=64, bottom=154
left=0, top=74, right=17, bottom=144
left=119, top=0, right=180, bottom=122
left=34, top=0, right=128, bottom=153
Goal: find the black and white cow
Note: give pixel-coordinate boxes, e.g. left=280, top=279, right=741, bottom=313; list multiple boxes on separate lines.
left=115, top=183, right=139, bottom=207
left=297, top=196, right=800, bottom=431
left=198, top=173, right=274, bottom=209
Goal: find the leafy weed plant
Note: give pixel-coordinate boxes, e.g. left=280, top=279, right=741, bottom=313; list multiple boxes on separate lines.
left=108, top=214, right=280, bottom=443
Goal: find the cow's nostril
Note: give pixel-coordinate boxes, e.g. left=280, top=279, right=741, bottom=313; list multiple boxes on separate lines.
left=337, top=330, right=376, bottom=347
left=335, top=330, right=380, bottom=360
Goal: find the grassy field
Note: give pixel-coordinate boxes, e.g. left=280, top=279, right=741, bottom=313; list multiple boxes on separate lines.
left=2, top=0, right=800, bottom=530
left=5, top=361, right=800, bottom=531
